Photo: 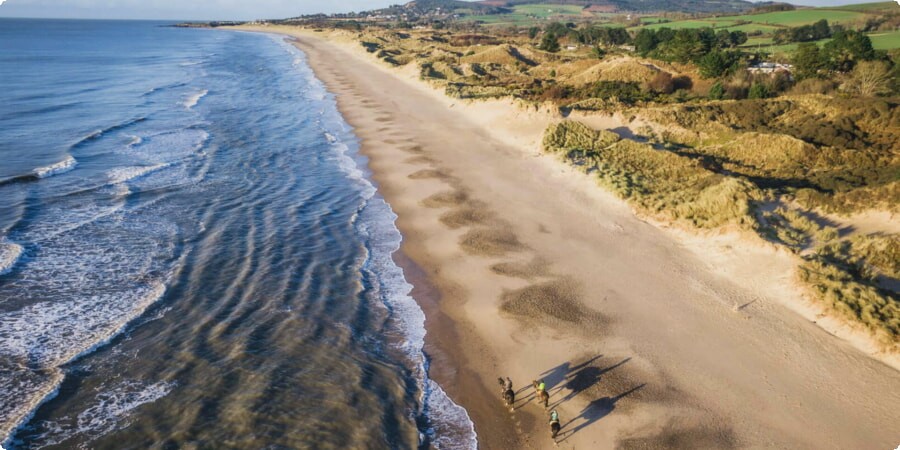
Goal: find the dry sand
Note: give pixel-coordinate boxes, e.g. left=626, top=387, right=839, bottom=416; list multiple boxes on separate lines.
left=238, top=26, right=900, bottom=449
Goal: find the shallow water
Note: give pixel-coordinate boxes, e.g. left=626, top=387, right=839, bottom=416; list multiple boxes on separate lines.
left=0, top=19, right=475, bottom=449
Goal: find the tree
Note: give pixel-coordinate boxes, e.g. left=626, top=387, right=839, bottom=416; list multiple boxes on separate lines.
left=601, top=27, right=630, bottom=46
left=660, top=29, right=710, bottom=63
left=591, top=46, right=606, bottom=59
left=545, top=22, right=569, bottom=37
left=528, top=27, right=540, bottom=39
left=748, top=82, right=770, bottom=99
left=634, top=29, right=658, bottom=56
left=708, top=81, right=725, bottom=100
left=716, top=29, right=733, bottom=49
left=841, top=61, right=892, bottom=96
left=824, top=30, right=875, bottom=72
left=698, top=50, right=736, bottom=79
left=772, top=29, right=790, bottom=45
left=793, top=42, right=826, bottom=80
left=730, top=31, right=748, bottom=47
left=539, top=33, right=560, bottom=53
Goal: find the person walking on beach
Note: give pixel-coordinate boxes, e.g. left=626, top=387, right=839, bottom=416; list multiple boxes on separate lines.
left=533, top=379, right=549, bottom=408
left=549, top=409, right=561, bottom=440
left=498, top=376, right=515, bottom=410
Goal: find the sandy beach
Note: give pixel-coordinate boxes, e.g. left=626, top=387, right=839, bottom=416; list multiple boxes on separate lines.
left=236, top=26, right=900, bottom=449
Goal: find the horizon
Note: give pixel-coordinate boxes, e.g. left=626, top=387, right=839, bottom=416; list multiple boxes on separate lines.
left=0, top=0, right=892, bottom=21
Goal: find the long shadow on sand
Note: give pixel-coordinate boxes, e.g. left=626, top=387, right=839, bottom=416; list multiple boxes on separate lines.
left=549, top=357, right=631, bottom=409
left=557, top=384, right=645, bottom=443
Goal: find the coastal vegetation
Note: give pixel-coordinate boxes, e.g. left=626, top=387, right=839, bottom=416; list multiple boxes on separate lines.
left=255, top=0, right=900, bottom=348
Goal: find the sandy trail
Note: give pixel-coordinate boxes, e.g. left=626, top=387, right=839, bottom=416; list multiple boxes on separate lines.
left=242, top=26, right=900, bottom=449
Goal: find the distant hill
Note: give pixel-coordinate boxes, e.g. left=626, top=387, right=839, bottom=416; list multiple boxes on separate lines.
left=478, top=0, right=755, bottom=14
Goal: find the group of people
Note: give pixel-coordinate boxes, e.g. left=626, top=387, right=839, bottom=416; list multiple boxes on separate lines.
left=498, top=377, right=562, bottom=441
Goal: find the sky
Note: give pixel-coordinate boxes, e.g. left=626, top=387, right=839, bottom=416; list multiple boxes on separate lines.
left=0, top=0, right=891, bottom=21
left=0, top=0, right=398, bottom=20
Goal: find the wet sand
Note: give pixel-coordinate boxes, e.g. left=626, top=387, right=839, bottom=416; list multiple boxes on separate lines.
left=237, top=26, right=900, bottom=449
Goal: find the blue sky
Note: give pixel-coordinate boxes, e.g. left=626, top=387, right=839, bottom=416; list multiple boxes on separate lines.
left=0, top=0, right=890, bottom=21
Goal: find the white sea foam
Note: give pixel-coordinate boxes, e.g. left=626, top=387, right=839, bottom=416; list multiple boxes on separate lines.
left=107, top=164, right=170, bottom=185
left=33, top=155, right=77, bottom=178
left=126, top=135, right=143, bottom=148
left=183, top=89, right=208, bottom=109
left=23, top=380, right=175, bottom=447
left=0, top=279, right=169, bottom=447
left=0, top=240, right=23, bottom=277
left=0, top=281, right=167, bottom=367
left=276, top=36, right=477, bottom=448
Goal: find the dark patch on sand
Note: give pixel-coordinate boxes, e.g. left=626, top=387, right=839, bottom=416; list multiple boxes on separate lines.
left=500, top=278, right=603, bottom=326
left=616, top=424, right=738, bottom=450
left=408, top=169, right=451, bottom=180
left=402, top=145, right=424, bottom=154
left=459, top=227, right=525, bottom=256
left=490, top=256, right=550, bottom=280
left=404, top=155, right=436, bottom=165
left=422, top=190, right=468, bottom=208
left=439, top=204, right=493, bottom=229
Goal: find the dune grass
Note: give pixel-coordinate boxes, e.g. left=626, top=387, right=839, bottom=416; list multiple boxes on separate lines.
left=800, top=238, right=900, bottom=348
left=543, top=119, right=900, bottom=346
left=543, top=121, right=761, bottom=229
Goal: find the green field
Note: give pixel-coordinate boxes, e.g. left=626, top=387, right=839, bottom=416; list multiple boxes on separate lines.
left=460, top=1, right=896, bottom=44
left=629, top=9, right=869, bottom=32
left=513, top=4, right=585, bottom=18
left=743, top=36, right=775, bottom=47
left=824, top=1, right=898, bottom=12
left=869, top=30, right=900, bottom=50
left=636, top=19, right=738, bottom=30
left=715, top=9, right=867, bottom=27
left=464, top=3, right=587, bottom=26
left=724, top=23, right=782, bottom=34
left=742, top=29, right=900, bottom=55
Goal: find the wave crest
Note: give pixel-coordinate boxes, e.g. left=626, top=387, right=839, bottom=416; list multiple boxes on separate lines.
left=33, top=155, right=77, bottom=179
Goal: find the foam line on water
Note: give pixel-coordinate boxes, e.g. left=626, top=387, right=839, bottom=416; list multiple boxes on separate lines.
left=23, top=380, right=176, bottom=447
left=183, top=90, right=208, bottom=109
left=274, top=36, right=477, bottom=448
left=71, top=117, right=148, bottom=150
left=0, top=281, right=170, bottom=447
left=0, top=240, right=24, bottom=276
left=107, top=164, right=170, bottom=185
left=33, top=155, right=77, bottom=179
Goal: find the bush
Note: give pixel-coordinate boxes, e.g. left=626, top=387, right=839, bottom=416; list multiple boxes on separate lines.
left=841, top=61, right=892, bottom=97
left=725, top=83, right=748, bottom=100
left=789, top=78, right=836, bottom=95
left=708, top=81, right=725, bottom=100
left=539, top=33, right=560, bottom=53
left=646, top=71, right=675, bottom=94
left=748, top=82, right=770, bottom=99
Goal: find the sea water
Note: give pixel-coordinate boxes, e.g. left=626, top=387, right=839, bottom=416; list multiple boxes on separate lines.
left=0, top=19, right=476, bottom=449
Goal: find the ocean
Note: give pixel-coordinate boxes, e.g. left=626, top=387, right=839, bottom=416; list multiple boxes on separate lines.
left=0, top=19, right=475, bottom=449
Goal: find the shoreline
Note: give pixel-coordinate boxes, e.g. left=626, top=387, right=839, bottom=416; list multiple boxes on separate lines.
left=240, top=25, right=900, bottom=449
